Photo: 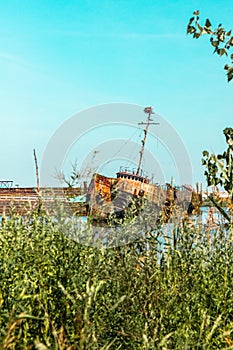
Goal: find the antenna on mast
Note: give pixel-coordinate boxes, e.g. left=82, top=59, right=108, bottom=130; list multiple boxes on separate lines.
left=136, top=107, right=159, bottom=176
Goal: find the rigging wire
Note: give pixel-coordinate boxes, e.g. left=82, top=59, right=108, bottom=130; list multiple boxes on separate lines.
left=104, top=127, right=141, bottom=166
left=123, top=128, right=143, bottom=168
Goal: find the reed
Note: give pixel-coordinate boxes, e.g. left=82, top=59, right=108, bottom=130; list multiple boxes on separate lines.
left=0, top=210, right=233, bottom=349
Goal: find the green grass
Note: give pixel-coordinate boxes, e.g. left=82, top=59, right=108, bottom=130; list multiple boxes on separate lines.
left=1, top=211, right=233, bottom=349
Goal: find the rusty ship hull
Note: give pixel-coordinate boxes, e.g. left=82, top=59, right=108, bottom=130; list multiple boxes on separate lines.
left=86, top=172, right=195, bottom=222
left=86, top=106, right=202, bottom=222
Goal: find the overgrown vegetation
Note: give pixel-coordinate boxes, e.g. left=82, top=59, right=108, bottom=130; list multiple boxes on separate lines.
left=187, top=10, right=233, bottom=81
left=0, top=124, right=233, bottom=348
left=0, top=209, right=233, bottom=349
left=202, top=127, right=233, bottom=226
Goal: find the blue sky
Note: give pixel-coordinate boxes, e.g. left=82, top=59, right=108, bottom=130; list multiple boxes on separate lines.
left=0, top=0, right=233, bottom=187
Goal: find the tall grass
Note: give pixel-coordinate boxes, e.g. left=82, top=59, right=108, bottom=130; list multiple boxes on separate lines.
left=1, top=211, right=233, bottom=349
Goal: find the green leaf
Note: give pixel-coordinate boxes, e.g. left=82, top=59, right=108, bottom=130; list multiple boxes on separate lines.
left=211, top=40, right=219, bottom=48
left=218, top=32, right=225, bottom=42
left=218, top=48, right=227, bottom=56
left=224, top=66, right=233, bottom=82
left=194, top=32, right=202, bottom=39
left=205, top=19, right=211, bottom=28
left=203, top=150, right=209, bottom=157
left=187, top=25, right=196, bottom=35
left=217, top=154, right=224, bottom=159
left=228, top=37, right=233, bottom=46
left=219, top=49, right=227, bottom=56
left=227, top=74, right=233, bottom=82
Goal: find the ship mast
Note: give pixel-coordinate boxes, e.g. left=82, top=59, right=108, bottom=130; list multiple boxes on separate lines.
left=136, top=107, right=159, bottom=176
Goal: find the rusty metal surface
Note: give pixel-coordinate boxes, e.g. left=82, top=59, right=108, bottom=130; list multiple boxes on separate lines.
left=87, top=173, right=202, bottom=220
left=0, top=187, right=84, bottom=216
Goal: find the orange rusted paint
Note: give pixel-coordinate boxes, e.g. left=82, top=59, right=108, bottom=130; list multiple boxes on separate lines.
left=87, top=172, right=202, bottom=220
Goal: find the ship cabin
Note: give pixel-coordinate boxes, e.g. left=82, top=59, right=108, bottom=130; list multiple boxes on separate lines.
left=116, top=170, right=149, bottom=184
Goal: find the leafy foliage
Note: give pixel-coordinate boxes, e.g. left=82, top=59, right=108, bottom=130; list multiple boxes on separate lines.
left=202, top=128, right=233, bottom=197
left=202, top=128, right=233, bottom=223
left=187, top=10, right=233, bottom=81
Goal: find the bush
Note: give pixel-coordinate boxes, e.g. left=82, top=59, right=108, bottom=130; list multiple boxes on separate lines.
left=0, top=212, right=233, bottom=349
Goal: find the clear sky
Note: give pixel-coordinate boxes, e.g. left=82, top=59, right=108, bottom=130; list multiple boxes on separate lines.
left=0, top=0, right=233, bottom=188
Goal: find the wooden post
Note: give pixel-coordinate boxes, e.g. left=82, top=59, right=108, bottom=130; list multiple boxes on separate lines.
left=33, top=149, right=40, bottom=193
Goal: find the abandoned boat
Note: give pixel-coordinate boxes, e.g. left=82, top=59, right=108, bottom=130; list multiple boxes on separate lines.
left=86, top=107, right=201, bottom=222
